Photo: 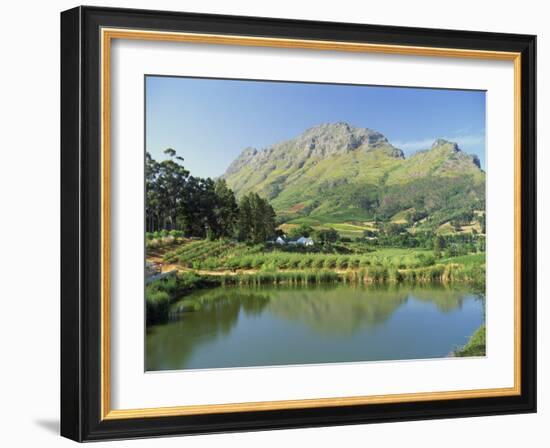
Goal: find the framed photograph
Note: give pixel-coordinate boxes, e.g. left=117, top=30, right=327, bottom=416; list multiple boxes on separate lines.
left=60, top=6, right=536, bottom=441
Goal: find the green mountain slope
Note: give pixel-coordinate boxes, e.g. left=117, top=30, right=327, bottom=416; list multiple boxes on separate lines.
left=223, top=122, right=485, bottom=229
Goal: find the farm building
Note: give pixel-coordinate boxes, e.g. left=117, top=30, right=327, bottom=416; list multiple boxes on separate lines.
left=296, top=236, right=314, bottom=246
left=275, top=236, right=286, bottom=245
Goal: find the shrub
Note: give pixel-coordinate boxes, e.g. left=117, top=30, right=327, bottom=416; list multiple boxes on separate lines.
left=145, top=290, right=170, bottom=325
left=289, top=257, right=301, bottom=268
left=313, top=257, right=325, bottom=269
left=251, top=256, right=264, bottom=269
left=337, top=257, right=349, bottom=269
left=367, top=266, right=388, bottom=283
left=455, top=325, right=486, bottom=357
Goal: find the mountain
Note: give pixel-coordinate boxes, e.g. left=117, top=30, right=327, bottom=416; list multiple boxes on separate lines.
left=223, top=122, right=485, bottom=228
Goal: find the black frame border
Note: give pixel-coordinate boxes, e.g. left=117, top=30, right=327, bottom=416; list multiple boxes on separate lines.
left=61, top=6, right=536, bottom=442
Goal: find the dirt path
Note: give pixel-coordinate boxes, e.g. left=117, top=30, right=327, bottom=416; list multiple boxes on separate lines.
left=147, top=255, right=259, bottom=276
left=146, top=255, right=368, bottom=278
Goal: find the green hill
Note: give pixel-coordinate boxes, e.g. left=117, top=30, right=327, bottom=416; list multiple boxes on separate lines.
left=223, top=122, right=485, bottom=230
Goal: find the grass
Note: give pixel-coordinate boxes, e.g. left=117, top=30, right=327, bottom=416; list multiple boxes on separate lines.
left=156, top=240, right=485, bottom=287
left=162, top=240, right=440, bottom=273
left=146, top=245, right=486, bottom=326
left=441, top=253, right=485, bottom=266
left=284, top=216, right=378, bottom=239
left=145, top=289, right=171, bottom=325
left=216, top=270, right=340, bottom=286
left=147, top=240, right=485, bottom=326
left=454, top=325, right=486, bottom=357
left=145, top=272, right=220, bottom=325
left=204, top=249, right=431, bottom=271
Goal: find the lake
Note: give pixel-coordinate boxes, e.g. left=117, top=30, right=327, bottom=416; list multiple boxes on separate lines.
left=146, top=284, right=485, bottom=371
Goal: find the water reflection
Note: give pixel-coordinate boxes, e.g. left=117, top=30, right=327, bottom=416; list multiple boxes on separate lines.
left=146, top=284, right=484, bottom=371
left=266, top=286, right=408, bottom=335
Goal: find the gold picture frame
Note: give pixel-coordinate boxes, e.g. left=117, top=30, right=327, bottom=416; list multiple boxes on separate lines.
left=61, top=6, right=536, bottom=441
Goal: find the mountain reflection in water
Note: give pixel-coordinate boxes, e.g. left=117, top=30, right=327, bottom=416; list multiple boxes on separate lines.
left=146, top=284, right=484, bottom=371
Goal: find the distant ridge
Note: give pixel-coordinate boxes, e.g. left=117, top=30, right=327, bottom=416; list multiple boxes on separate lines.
left=223, top=122, right=484, bottom=226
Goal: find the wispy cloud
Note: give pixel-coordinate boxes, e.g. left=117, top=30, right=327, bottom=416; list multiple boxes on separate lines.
left=392, top=137, right=438, bottom=152
left=393, top=134, right=485, bottom=154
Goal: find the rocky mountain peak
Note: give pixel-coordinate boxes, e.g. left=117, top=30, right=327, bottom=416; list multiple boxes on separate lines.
left=222, top=122, right=485, bottom=220
left=301, top=122, right=390, bottom=153
left=225, top=122, right=404, bottom=177
left=241, top=146, right=258, bottom=156
left=224, top=147, right=259, bottom=176
left=431, top=138, right=460, bottom=152
left=423, top=138, right=482, bottom=171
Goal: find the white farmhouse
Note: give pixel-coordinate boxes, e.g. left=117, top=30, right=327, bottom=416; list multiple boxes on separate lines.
left=275, top=236, right=286, bottom=245
left=296, top=236, right=314, bottom=246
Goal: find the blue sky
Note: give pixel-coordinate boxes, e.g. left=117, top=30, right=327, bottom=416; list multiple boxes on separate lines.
left=146, top=76, right=486, bottom=178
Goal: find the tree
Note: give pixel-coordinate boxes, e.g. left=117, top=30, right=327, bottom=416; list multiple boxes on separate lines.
left=212, top=179, right=239, bottom=238
left=445, top=243, right=459, bottom=258
left=382, top=222, right=406, bottom=237
left=237, top=193, right=276, bottom=243
left=145, top=152, right=161, bottom=232
left=363, top=229, right=376, bottom=238
left=145, top=149, right=241, bottom=239
left=156, top=148, right=190, bottom=230
left=313, top=228, right=339, bottom=243
left=145, top=151, right=281, bottom=242
left=237, top=194, right=253, bottom=241
left=477, top=235, right=486, bottom=252
left=479, top=212, right=486, bottom=234
left=258, top=195, right=277, bottom=242
left=433, top=234, right=445, bottom=258
left=288, top=224, right=314, bottom=239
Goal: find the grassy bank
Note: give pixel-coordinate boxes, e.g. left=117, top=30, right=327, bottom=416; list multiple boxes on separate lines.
left=161, top=239, right=483, bottom=273
left=147, top=239, right=485, bottom=326
left=145, top=272, right=219, bottom=325
left=212, top=262, right=484, bottom=286
left=146, top=261, right=485, bottom=325
left=454, top=325, right=486, bottom=357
